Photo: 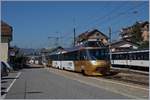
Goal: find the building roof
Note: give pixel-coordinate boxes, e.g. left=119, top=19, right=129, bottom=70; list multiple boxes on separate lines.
left=76, top=29, right=108, bottom=42
left=140, top=21, right=149, bottom=27
left=120, top=21, right=149, bottom=35
left=84, top=29, right=108, bottom=38
left=1, top=21, right=13, bottom=36
left=111, top=40, right=139, bottom=48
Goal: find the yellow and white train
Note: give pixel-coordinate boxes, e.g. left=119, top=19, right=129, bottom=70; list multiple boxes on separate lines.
left=46, top=46, right=111, bottom=76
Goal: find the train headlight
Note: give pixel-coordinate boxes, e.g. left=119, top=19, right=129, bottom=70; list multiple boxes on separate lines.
left=91, top=60, right=97, bottom=65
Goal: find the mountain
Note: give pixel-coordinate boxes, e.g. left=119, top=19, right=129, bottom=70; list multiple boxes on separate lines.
left=19, top=48, right=38, bottom=56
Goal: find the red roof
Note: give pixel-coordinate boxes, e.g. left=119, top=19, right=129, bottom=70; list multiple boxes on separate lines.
left=1, top=21, right=13, bottom=36
left=76, top=29, right=108, bottom=42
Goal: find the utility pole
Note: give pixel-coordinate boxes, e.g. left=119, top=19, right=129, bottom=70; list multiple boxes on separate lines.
left=109, top=27, right=111, bottom=43
left=55, top=32, right=59, bottom=47
left=109, top=27, right=112, bottom=61
left=74, top=28, right=76, bottom=46
left=73, top=18, right=76, bottom=47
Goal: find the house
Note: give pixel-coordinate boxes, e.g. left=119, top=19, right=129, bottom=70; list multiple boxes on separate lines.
left=120, top=26, right=133, bottom=41
left=75, top=29, right=108, bottom=46
left=141, top=21, right=149, bottom=42
left=1, top=21, right=13, bottom=62
left=111, top=40, right=139, bottom=52
left=120, top=21, right=149, bottom=42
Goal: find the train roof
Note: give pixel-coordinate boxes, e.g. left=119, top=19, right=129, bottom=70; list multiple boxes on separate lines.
left=62, top=45, right=108, bottom=53
left=48, top=45, right=109, bottom=55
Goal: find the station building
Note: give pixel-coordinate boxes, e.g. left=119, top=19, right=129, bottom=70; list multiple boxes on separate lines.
left=75, top=29, right=108, bottom=46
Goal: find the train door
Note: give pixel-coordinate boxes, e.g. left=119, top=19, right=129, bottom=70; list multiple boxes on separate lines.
left=58, top=54, right=62, bottom=69
left=80, top=49, right=90, bottom=74
left=74, top=51, right=82, bottom=72
left=59, top=54, right=63, bottom=69
left=128, top=53, right=132, bottom=68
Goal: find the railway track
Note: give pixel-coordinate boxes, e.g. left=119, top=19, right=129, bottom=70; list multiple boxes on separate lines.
left=44, top=65, right=149, bottom=86
left=102, top=68, right=149, bottom=86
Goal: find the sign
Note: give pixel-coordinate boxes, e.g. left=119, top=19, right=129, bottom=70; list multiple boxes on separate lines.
left=9, top=51, right=15, bottom=56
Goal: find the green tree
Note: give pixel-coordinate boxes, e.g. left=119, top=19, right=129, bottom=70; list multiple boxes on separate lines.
left=139, top=41, right=149, bottom=49
left=131, top=23, right=142, bottom=44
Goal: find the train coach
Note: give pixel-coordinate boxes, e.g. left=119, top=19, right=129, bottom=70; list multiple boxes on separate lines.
left=46, top=46, right=111, bottom=76
left=111, top=49, right=149, bottom=71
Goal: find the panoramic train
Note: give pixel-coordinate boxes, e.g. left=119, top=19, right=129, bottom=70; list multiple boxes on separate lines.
left=46, top=46, right=111, bottom=76
left=111, top=49, right=149, bottom=71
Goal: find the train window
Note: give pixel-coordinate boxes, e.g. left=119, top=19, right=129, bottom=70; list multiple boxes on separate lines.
left=51, top=55, right=54, bottom=60
left=59, top=54, right=63, bottom=60
left=61, top=51, right=78, bottom=61
left=115, top=54, right=119, bottom=60
left=63, top=53, right=68, bottom=60
left=144, top=52, right=149, bottom=60
left=112, top=53, right=127, bottom=60
left=137, top=53, right=141, bottom=60
left=119, top=54, right=122, bottom=59
left=74, top=51, right=78, bottom=60
left=112, top=54, right=116, bottom=59
left=112, top=51, right=149, bottom=60
left=122, top=54, right=126, bottom=60
left=87, top=48, right=109, bottom=60
left=119, top=54, right=123, bottom=60
left=77, top=51, right=80, bottom=60
left=132, top=53, right=137, bottom=60
left=140, top=52, right=144, bottom=60
left=63, top=54, right=66, bottom=60
left=72, top=51, right=78, bottom=60
left=79, top=51, right=83, bottom=60
left=50, top=55, right=54, bottom=60
left=128, top=54, right=132, bottom=60
left=125, top=53, right=128, bottom=60
left=65, top=53, right=70, bottom=60
left=133, top=54, right=136, bottom=60
left=54, top=55, right=58, bottom=60
left=67, top=52, right=73, bottom=60
left=79, top=50, right=87, bottom=60
left=58, top=54, right=62, bottom=60
left=123, top=53, right=128, bottom=60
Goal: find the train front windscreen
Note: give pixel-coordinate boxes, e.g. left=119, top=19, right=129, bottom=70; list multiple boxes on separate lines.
left=87, top=48, right=110, bottom=60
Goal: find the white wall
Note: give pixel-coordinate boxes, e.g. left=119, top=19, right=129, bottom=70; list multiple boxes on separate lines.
left=0, top=43, right=8, bottom=62
left=120, top=44, right=132, bottom=47
left=120, top=44, right=138, bottom=49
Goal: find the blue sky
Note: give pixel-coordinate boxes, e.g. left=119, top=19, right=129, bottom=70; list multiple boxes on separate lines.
left=1, top=1, right=149, bottom=49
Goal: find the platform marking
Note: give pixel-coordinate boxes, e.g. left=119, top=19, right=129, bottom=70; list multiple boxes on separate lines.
left=1, top=72, right=22, bottom=99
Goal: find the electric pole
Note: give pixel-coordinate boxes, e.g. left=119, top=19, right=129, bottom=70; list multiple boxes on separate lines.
left=74, top=28, right=76, bottom=46
left=109, top=27, right=112, bottom=61
left=109, top=27, right=111, bottom=43
left=73, top=18, right=76, bottom=47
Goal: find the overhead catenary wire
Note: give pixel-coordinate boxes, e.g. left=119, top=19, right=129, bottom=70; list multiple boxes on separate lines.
left=84, top=2, right=146, bottom=42
left=75, top=2, right=126, bottom=31
left=101, top=3, right=148, bottom=39
left=89, top=2, right=145, bottom=31
left=52, top=2, right=147, bottom=48
left=62, top=2, right=125, bottom=42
